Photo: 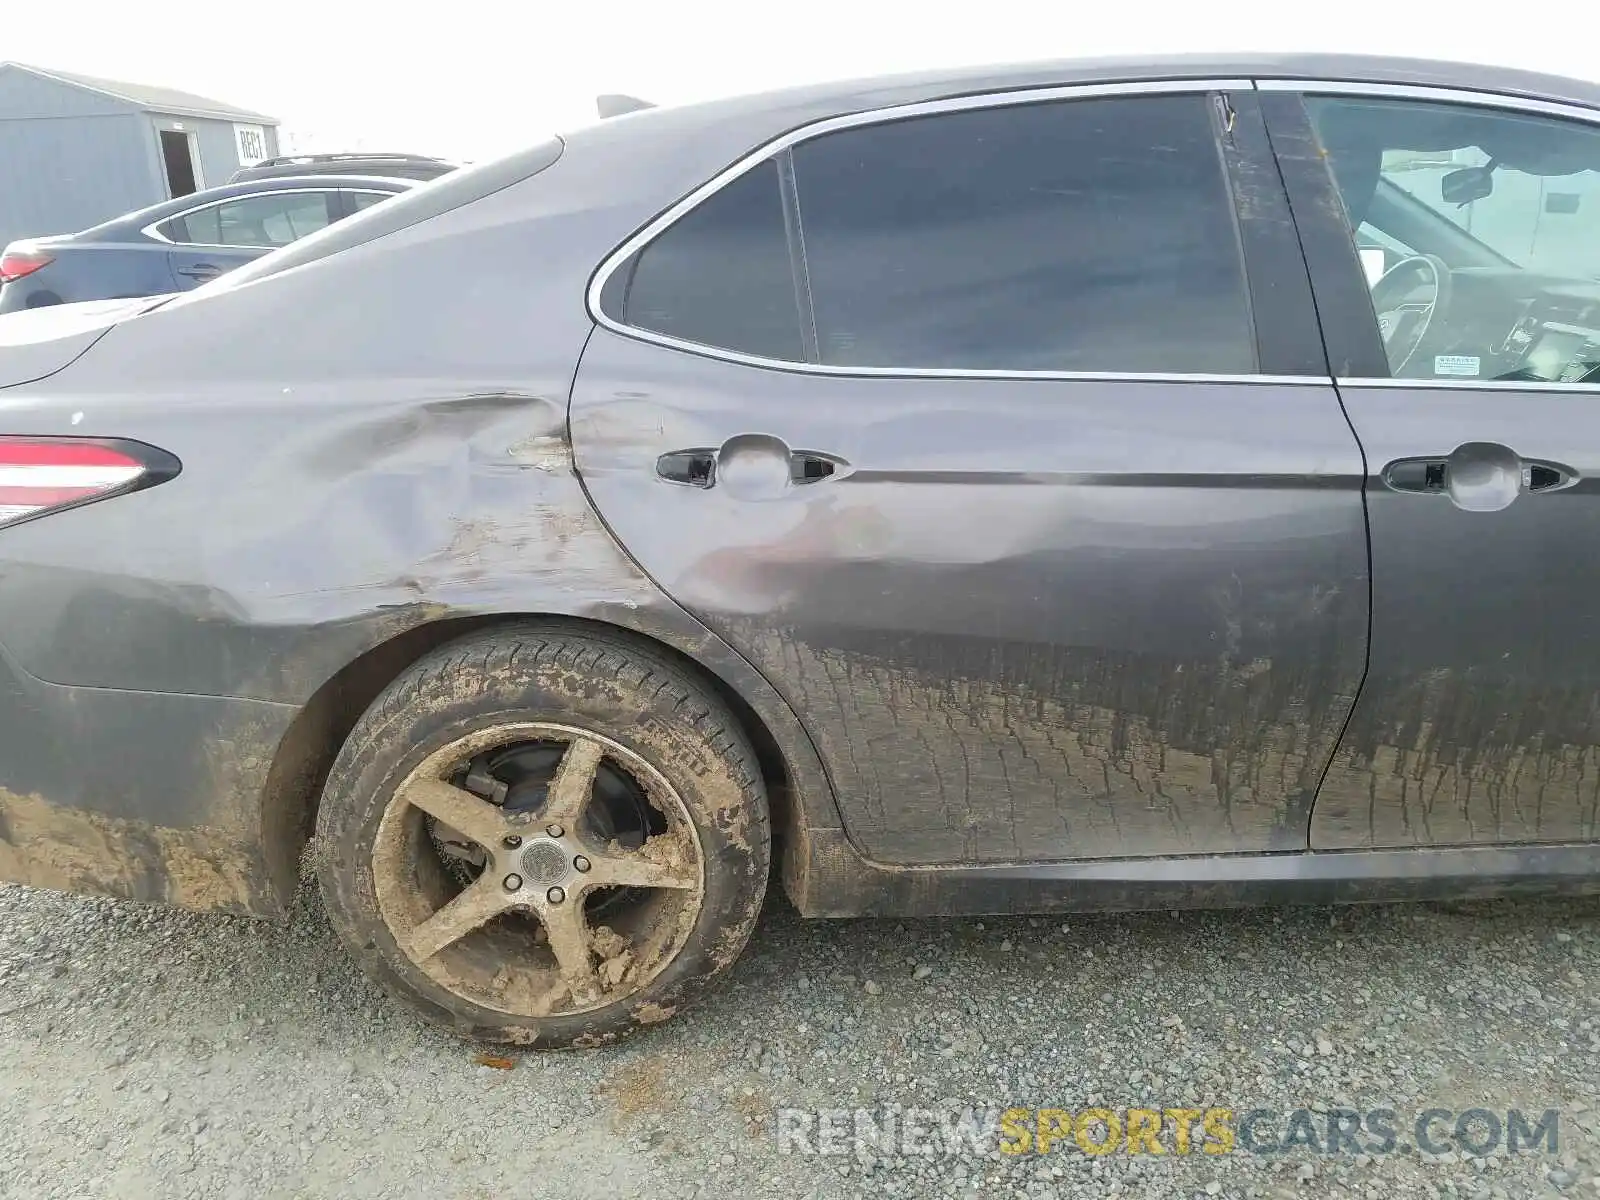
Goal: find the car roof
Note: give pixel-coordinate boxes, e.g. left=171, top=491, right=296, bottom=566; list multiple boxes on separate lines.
left=594, top=52, right=1600, bottom=136
left=159, top=52, right=1600, bottom=304
left=252, top=152, right=452, bottom=166
left=230, top=155, right=457, bottom=182
left=72, top=175, right=418, bottom=239
left=528, top=52, right=1600, bottom=256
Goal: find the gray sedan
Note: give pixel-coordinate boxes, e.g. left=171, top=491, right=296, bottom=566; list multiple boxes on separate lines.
left=0, top=52, right=1598, bottom=1049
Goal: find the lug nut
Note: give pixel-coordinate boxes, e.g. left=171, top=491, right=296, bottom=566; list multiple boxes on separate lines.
left=502, top=834, right=522, bottom=849
left=546, top=886, right=566, bottom=905
left=546, top=824, right=564, bottom=838
left=503, top=874, right=523, bottom=892
left=573, top=855, right=591, bottom=873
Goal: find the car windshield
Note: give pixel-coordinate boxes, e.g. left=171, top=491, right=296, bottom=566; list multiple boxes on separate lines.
left=1310, top=96, right=1600, bottom=282
left=1381, top=146, right=1600, bottom=276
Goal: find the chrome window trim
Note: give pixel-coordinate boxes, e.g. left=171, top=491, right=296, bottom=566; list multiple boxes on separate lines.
left=343, top=188, right=403, bottom=216
left=1336, top=377, right=1600, bottom=392
left=1254, top=78, right=1600, bottom=126
left=141, top=186, right=353, bottom=249
left=586, top=77, right=1277, bottom=382
left=1263, top=77, right=1600, bottom=392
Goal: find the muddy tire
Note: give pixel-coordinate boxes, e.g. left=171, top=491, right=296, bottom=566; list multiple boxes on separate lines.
left=315, top=624, right=770, bottom=1047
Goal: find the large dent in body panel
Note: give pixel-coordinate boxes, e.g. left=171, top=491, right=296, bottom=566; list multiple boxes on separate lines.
left=598, top=439, right=1364, bottom=865
left=0, top=111, right=845, bottom=915
left=0, top=388, right=659, bottom=700
left=195, top=390, right=645, bottom=618
left=0, top=387, right=834, bottom=912
left=0, top=125, right=674, bottom=700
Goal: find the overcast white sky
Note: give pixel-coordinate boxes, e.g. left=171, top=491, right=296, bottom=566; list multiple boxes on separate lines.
left=5, top=1, right=1596, bottom=162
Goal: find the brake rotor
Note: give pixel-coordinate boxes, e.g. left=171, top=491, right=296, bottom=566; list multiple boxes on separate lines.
left=425, top=739, right=656, bottom=918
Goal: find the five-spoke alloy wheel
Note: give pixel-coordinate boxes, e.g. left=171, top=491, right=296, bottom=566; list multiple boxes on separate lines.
left=316, top=626, right=770, bottom=1047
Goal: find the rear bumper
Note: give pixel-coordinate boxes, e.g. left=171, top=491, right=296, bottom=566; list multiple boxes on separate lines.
left=0, top=644, right=298, bottom=916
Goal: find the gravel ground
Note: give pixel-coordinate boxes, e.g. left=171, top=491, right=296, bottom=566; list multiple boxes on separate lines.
left=0, top=861, right=1596, bottom=1199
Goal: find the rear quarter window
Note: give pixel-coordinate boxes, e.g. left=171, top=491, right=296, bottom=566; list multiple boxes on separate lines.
left=611, top=160, right=804, bottom=361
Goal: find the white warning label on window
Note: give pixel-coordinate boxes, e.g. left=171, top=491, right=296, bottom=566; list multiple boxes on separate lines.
left=1434, top=355, right=1482, bottom=377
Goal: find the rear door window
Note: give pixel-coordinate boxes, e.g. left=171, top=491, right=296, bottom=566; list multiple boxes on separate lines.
left=604, top=93, right=1256, bottom=375
left=161, top=192, right=337, bottom=247
left=790, top=95, right=1255, bottom=373
left=346, top=190, right=396, bottom=214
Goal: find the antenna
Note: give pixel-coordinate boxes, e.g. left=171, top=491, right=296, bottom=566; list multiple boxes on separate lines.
left=596, top=94, right=655, bottom=118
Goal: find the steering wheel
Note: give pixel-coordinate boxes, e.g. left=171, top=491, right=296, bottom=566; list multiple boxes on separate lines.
left=1369, top=253, right=1453, bottom=376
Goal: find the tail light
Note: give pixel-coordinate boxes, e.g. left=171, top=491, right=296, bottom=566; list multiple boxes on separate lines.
left=0, top=438, right=180, bottom=529
left=0, top=248, right=54, bottom=284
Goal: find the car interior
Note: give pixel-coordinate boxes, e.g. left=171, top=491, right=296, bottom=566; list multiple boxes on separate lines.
left=1312, top=97, right=1600, bottom=383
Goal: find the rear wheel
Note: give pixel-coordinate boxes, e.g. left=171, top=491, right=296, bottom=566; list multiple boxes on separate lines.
left=315, top=626, right=770, bottom=1047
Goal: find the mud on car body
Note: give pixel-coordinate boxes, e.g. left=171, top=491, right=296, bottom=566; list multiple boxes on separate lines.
left=3, top=53, right=1600, bottom=1047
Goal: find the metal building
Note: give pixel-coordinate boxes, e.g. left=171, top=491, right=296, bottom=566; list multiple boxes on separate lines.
left=0, top=62, right=280, bottom=246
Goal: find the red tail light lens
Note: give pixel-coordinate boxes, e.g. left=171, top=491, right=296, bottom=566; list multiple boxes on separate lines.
left=0, top=438, right=180, bottom=529
left=0, top=248, right=54, bottom=284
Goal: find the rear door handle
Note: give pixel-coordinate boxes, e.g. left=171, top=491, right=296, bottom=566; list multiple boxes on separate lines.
left=1382, top=442, right=1578, bottom=511
left=789, top=452, right=842, bottom=483
left=1382, top=457, right=1450, bottom=494
left=656, top=436, right=849, bottom=498
left=176, top=263, right=221, bottom=280
left=655, top=449, right=717, bottom=488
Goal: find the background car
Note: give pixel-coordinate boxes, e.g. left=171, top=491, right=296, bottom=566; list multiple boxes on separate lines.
left=227, top=152, right=457, bottom=184
left=0, top=174, right=415, bottom=312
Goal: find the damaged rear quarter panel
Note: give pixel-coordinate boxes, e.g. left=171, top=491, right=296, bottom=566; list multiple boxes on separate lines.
left=0, top=125, right=719, bottom=701
left=0, top=116, right=851, bottom=914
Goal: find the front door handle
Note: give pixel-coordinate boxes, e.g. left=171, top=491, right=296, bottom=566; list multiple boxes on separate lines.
left=657, top=436, right=849, bottom=498
left=1382, top=442, right=1578, bottom=512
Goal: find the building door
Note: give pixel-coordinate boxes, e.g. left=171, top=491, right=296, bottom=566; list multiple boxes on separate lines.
left=159, top=129, right=199, bottom=198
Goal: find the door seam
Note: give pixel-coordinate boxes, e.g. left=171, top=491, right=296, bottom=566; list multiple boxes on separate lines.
left=1252, top=78, right=1376, bottom=848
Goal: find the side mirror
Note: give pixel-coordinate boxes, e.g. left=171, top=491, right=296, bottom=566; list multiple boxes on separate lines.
left=1441, top=165, right=1495, bottom=206
left=1356, top=237, right=1403, bottom=285
left=1359, top=246, right=1390, bottom=285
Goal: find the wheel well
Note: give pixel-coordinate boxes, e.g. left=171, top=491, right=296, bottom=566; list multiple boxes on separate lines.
left=258, top=614, right=796, bottom=906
